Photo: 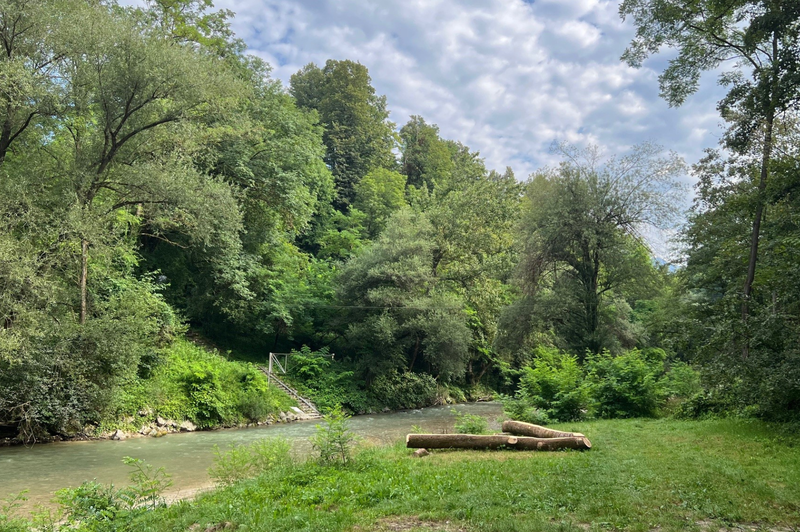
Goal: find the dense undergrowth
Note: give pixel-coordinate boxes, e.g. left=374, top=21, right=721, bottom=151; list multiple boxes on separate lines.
left=3, top=418, right=799, bottom=532
left=502, top=346, right=702, bottom=425
left=279, top=346, right=496, bottom=415
left=95, top=339, right=297, bottom=435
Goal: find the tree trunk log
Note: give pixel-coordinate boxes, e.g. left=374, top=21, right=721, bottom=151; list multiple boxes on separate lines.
left=406, top=433, right=591, bottom=451
left=502, top=420, right=584, bottom=439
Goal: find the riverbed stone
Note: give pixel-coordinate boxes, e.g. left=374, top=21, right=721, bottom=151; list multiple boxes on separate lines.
left=179, top=420, right=196, bottom=432
left=111, top=429, right=126, bottom=441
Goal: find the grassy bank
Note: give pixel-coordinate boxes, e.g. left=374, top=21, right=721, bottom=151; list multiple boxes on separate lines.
left=96, top=339, right=297, bottom=436
left=5, top=418, right=798, bottom=531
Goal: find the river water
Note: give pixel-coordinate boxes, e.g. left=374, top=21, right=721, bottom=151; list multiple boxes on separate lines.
left=0, top=402, right=503, bottom=511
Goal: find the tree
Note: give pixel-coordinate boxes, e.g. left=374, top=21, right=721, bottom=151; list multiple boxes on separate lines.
left=290, top=60, right=396, bottom=209
left=620, top=0, right=800, bottom=338
left=399, top=116, right=454, bottom=191
left=513, top=143, right=685, bottom=355
left=353, top=167, right=406, bottom=237
left=336, top=209, right=472, bottom=382
left=0, top=0, right=243, bottom=437
left=675, top=141, right=800, bottom=418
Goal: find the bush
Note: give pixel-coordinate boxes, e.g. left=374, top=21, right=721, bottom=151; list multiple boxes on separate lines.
left=453, top=411, right=488, bottom=434
left=502, top=396, right=551, bottom=425
left=209, top=438, right=292, bottom=485
left=515, top=347, right=590, bottom=422
left=53, top=457, right=171, bottom=530
left=586, top=348, right=667, bottom=418
left=310, top=405, right=356, bottom=466
left=673, top=390, right=731, bottom=419
left=369, top=371, right=438, bottom=410
left=103, top=339, right=297, bottom=430
left=287, top=346, right=377, bottom=413
left=662, top=361, right=702, bottom=398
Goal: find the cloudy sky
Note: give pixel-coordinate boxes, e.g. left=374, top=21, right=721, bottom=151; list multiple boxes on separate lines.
left=202, top=0, right=727, bottom=181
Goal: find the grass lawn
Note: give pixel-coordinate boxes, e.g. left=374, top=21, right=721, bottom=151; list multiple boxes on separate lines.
left=113, top=417, right=800, bottom=532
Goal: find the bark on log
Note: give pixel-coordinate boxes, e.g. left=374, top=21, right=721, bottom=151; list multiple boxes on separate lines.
left=406, top=433, right=591, bottom=451
left=502, top=420, right=584, bottom=439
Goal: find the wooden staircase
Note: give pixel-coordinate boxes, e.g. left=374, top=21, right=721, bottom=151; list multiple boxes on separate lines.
left=258, top=367, right=322, bottom=420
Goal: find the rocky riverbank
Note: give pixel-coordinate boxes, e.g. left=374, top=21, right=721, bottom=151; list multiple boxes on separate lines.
left=0, top=407, right=317, bottom=446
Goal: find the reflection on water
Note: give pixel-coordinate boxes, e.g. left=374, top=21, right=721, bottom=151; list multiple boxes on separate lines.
left=0, top=402, right=502, bottom=510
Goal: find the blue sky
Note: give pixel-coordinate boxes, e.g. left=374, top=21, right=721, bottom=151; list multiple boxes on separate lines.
left=204, top=0, right=728, bottom=182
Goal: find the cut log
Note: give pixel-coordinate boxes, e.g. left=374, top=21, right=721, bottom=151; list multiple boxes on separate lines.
left=406, top=433, right=591, bottom=451
left=502, top=420, right=584, bottom=439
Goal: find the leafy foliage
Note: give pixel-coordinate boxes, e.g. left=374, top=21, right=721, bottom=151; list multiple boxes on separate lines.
left=516, top=347, right=590, bottom=422
left=310, top=405, right=357, bottom=466
left=453, top=410, right=489, bottom=434
left=209, top=438, right=292, bottom=485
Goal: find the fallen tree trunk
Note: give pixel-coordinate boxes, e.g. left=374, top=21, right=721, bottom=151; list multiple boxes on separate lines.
left=502, top=420, right=584, bottom=439
left=406, top=433, right=591, bottom=451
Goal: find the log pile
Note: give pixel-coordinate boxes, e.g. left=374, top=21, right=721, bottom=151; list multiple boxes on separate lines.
left=407, top=420, right=591, bottom=453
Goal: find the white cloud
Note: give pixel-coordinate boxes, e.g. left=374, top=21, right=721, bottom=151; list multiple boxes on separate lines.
left=125, top=0, right=728, bottom=182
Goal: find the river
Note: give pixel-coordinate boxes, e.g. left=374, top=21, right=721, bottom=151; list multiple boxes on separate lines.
left=0, top=402, right=503, bottom=511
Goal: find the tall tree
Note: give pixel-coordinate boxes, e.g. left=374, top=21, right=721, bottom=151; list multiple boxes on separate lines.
left=399, top=116, right=454, bottom=191
left=290, top=59, right=396, bottom=209
left=512, top=143, right=684, bottom=355
left=619, top=0, right=800, bottom=343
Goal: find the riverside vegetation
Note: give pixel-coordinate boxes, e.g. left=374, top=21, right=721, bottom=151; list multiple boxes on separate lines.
left=2, top=0, right=800, bottom=529
left=2, top=415, right=799, bottom=531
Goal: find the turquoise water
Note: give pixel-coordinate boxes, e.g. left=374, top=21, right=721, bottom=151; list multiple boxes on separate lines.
left=0, top=402, right=503, bottom=510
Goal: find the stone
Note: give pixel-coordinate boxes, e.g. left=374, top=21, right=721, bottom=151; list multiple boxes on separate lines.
left=111, top=429, right=126, bottom=441
left=138, top=407, right=153, bottom=417
left=156, top=416, right=168, bottom=427
left=179, top=420, right=196, bottom=432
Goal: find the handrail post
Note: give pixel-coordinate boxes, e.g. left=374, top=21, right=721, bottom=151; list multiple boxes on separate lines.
left=268, top=352, right=273, bottom=385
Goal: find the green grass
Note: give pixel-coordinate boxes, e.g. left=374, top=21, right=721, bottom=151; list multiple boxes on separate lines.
left=89, top=417, right=800, bottom=532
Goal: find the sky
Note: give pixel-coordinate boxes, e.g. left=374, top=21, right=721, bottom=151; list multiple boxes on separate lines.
left=203, top=0, right=728, bottom=182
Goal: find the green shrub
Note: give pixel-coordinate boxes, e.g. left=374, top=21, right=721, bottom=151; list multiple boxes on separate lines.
left=453, top=411, right=488, bottom=434
left=310, top=405, right=356, bottom=466
left=502, top=396, right=552, bottom=425
left=54, top=457, right=170, bottom=530
left=586, top=348, right=667, bottom=418
left=369, top=371, right=438, bottom=410
left=287, top=346, right=377, bottom=413
left=663, top=361, right=702, bottom=398
left=673, top=390, right=730, bottom=419
left=209, top=438, right=292, bottom=485
left=101, top=339, right=296, bottom=430
left=180, top=363, right=231, bottom=427
left=516, top=347, right=590, bottom=422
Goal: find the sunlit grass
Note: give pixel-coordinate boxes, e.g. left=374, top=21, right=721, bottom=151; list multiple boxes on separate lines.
left=76, top=418, right=800, bottom=531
